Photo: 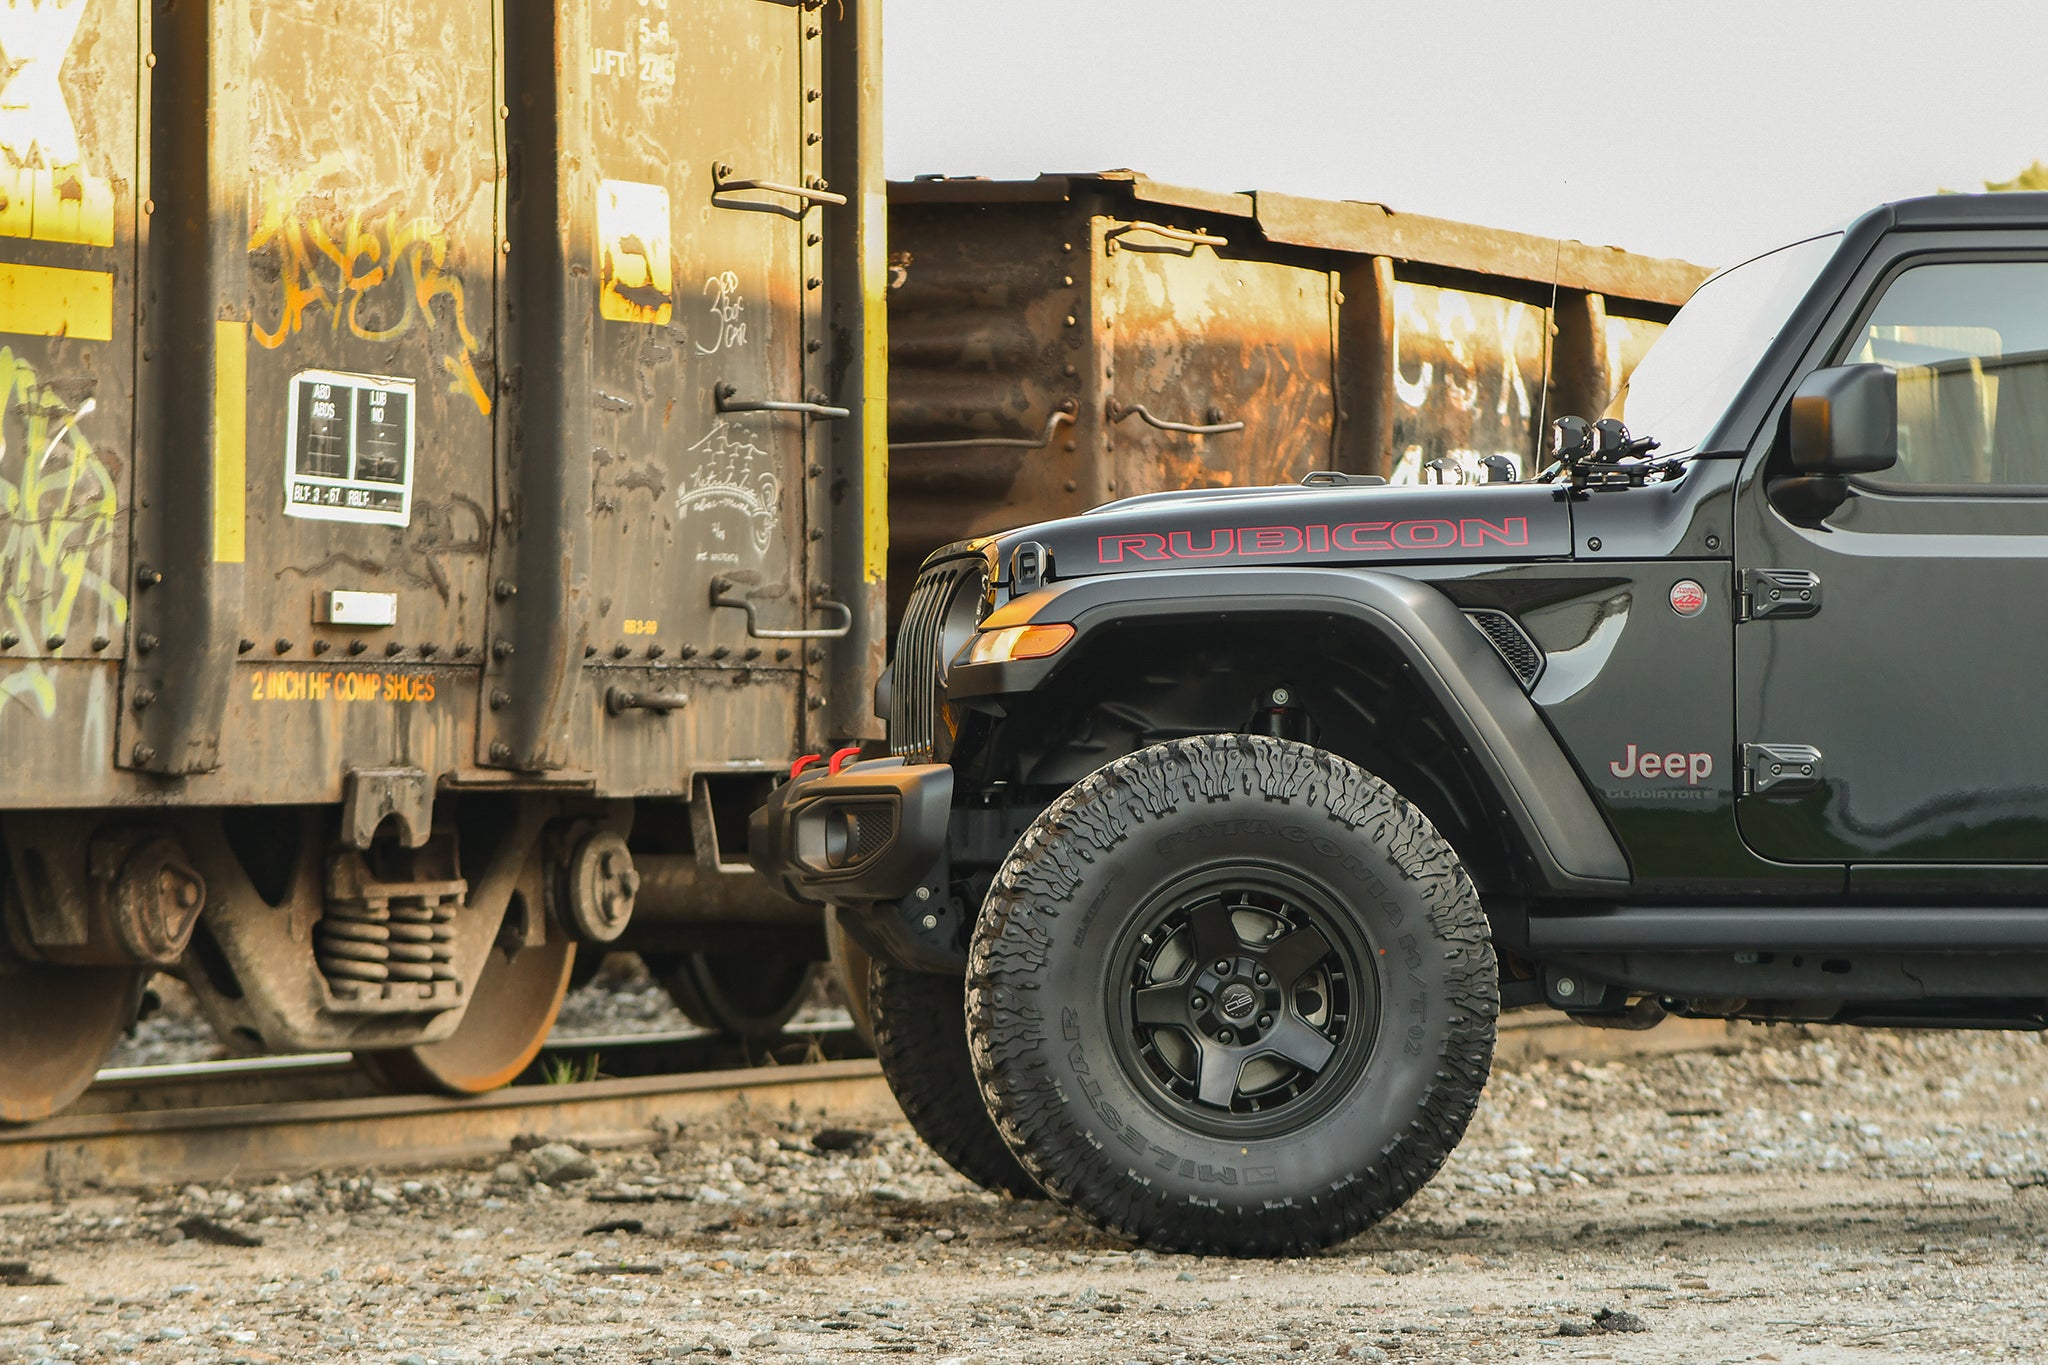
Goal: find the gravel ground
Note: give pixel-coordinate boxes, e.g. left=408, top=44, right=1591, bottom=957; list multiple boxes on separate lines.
left=10, top=1026, right=2048, bottom=1363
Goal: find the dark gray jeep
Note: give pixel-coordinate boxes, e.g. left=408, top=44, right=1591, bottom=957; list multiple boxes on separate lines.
left=755, top=194, right=2048, bottom=1255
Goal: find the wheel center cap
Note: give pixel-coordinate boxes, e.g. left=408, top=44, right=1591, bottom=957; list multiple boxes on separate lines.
left=1218, top=981, right=1258, bottom=1020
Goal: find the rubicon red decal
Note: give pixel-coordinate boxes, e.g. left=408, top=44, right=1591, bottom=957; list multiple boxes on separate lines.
left=1098, top=517, right=1530, bottom=564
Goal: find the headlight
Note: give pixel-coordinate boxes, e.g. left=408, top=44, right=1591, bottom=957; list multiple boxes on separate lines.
left=955, top=623, right=1076, bottom=667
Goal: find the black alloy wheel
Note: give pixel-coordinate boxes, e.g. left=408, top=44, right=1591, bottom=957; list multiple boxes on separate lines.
left=1113, top=873, right=1375, bottom=1138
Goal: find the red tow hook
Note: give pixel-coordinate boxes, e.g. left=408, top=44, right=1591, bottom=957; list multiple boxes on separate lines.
left=790, top=754, right=823, bottom=778
left=827, top=745, right=864, bottom=775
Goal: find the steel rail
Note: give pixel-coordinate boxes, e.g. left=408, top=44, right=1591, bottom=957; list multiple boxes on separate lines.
left=0, top=1053, right=894, bottom=1200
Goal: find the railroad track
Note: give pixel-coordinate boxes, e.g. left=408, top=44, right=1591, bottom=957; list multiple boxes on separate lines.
left=0, top=1023, right=893, bottom=1201
left=0, top=1012, right=1734, bottom=1203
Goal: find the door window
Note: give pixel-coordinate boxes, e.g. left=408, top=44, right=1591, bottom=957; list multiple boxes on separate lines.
left=1847, top=261, right=2048, bottom=489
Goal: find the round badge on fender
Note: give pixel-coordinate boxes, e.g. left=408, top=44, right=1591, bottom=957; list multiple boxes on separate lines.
left=1669, top=580, right=1707, bottom=617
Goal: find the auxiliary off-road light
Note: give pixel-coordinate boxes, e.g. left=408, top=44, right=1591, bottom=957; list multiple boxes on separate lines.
left=956, top=622, right=1075, bottom=666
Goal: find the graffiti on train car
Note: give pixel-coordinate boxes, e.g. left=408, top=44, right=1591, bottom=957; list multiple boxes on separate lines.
left=675, top=421, right=781, bottom=558
left=248, top=183, right=492, bottom=416
left=0, top=346, right=127, bottom=717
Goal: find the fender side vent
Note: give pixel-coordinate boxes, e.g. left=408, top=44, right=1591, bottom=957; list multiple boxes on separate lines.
left=1464, top=609, right=1544, bottom=690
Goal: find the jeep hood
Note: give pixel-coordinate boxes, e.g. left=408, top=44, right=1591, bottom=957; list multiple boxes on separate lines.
left=989, top=482, right=1571, bottom=584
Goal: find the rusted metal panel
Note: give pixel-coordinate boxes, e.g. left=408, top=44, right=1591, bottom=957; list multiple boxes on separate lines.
left=885, top=174, right=1711, bottom=584
left=1100, top=225, right=1337, bottom=496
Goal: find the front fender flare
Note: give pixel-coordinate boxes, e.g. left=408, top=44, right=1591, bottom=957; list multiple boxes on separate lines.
left=947, top=567, right=1630, bottom=893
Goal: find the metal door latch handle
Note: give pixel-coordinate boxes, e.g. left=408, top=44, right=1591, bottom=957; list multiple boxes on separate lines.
left=1108, top=401, right=1245, bottom=436
left=606, top=687, right=690, bottom=717
left=711, top=162, right=848, bottom=213
left=710, top=579, right=853, bottom=640
left=714, top=382, right=849, bottom=420
left=888, top=402, right=1076, bottom=452
left=1104, top=221, right=1229, bottom=253
left=1743, top=743, right=1823, bottom=795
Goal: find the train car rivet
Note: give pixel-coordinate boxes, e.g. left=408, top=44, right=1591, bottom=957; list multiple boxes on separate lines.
left=45, top=634, right=64, bottom=651
left=275, top=638, right=292, bottom=654
left=347, top=640, right=367, bottom=656
left=613, top=643, right=632, bottom=659
left=312, top=640, right=331, bottom=655
left=421, top=643, right=439, bottom=657
left=493, top=639, right=515, bottom=660
left=91, top=635, right=110, bottom=651
left=489, top=742, right=513, bottom=762
left=680, top=644, right=699, bottom=659
left=490, top=690, right=511, bottom=710
left=133, top=689, right=156, bottom=711
left=137, top=633, right=159, bottom=653
left=583, top=645, right=596, bottom=658
left=237, top=638, right=254, bottom=654
left=647, top=644, right=665, bottom=660
left=0, top=632, right=15, bottom=650
left=453, top=642, right=472, bottom=657
left=385, top=642, right=404, bottom=657
left=132, top=744, right=156, bottom=765
left=136, top=565, right=161, bottom=588
left=494, top=580, right=518, bottom=601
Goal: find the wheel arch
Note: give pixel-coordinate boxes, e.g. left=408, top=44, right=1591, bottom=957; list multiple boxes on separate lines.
left=948, top=567, right=1631, bottom=897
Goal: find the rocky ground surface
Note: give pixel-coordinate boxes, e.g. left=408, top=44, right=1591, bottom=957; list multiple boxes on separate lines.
left=13, top=1025, right=2048, bottom=1365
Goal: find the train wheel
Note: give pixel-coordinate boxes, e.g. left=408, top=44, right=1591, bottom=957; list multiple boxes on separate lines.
left=357, top=938, right=577, bottom=1095
left=644, top=950, right=817, bottom=1040
left=0, top=964, right=146, bottom=1123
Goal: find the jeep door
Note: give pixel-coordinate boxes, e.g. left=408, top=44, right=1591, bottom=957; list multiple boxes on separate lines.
left=1735, top=239, right=2048, bottom=866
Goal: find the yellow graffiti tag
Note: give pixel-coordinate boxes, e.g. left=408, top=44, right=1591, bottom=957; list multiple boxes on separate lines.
left=249, top=185, right=491, bottom=415
left=0, top=0, right=115, bottom=247
left=0, top=343, right=127, bottom=717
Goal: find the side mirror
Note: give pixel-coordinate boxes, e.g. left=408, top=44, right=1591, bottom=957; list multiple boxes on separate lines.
left=1787, top=364, right=1897, bottom=475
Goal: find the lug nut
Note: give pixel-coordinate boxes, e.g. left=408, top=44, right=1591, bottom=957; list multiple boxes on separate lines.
left=1215, top=960, right=1231, bottom=974
left=1555, top=976, right=1579, bottom=998
left=1217, top=1029, right=1234, bottom=1044
left=1255, top=971, right=1270, bottom=985
left=1258, top=1013, right=1272, bottom=1027
left=1190, top=996, right=1206, bottom=1011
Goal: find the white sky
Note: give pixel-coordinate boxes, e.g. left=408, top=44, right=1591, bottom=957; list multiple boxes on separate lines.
left=884, top=0, right=2048, bottom=270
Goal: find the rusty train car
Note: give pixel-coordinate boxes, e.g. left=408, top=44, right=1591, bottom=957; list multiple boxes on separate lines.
left=0, top=0, right=1708, bottom=1124
left=0, top=0, right=886, bottom=1121
left=884, top=172, right=1707, bottom=602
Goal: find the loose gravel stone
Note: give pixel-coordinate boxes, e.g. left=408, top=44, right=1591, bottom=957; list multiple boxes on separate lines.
left=527, top=1143, right=598, bottom=1185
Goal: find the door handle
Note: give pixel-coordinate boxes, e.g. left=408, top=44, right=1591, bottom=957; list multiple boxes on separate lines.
left=888, top=402, right=1076, bottom=452
left=714, top=382, right=849, bottom=420
left=1104, top=221, right=1229, bottom=254
left=710, top=579, right=853, bottom=640
left=1108, top=401, right=1245, bottom=436
left=606, top=687, right=690, bottom=717
left=711, top=163, right=847, bottom=216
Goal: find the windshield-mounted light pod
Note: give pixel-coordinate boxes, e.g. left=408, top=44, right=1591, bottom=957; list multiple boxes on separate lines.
left=956, top=623, right=1076, bottom=667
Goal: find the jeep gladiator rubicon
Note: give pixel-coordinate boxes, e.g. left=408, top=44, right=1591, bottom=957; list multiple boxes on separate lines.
left=753, top=193, right=2048, bottom=1256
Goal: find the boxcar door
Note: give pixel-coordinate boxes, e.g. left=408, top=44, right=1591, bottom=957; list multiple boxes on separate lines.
left=581, top=0, right=825, bottom=792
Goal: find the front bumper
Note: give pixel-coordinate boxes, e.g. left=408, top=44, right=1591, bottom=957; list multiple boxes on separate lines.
left=748, top=757, right=954, bottom=907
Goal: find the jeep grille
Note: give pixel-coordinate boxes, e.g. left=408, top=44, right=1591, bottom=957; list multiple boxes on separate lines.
left=890, top=557, right=989, bottom=763
left=1464, top=608, right=1544, bottom=690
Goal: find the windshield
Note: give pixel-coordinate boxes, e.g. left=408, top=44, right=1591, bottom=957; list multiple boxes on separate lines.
left=1605, top=233, right=1841, bottom=456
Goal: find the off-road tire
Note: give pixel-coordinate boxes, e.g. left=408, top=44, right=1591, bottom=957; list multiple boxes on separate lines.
left=967, top=734, right=1496, bottom=1255
left=869, top=960, right=1041, bottom=1198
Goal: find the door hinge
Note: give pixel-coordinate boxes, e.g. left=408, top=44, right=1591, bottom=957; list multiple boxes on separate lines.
left=1742, top=743, right=1824, bottom=796
left=1735, top=568, right=1821, bottom=622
